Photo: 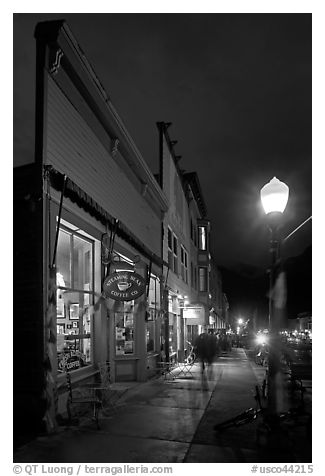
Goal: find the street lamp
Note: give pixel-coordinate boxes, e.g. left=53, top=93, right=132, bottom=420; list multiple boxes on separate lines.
left=260, top=177, right=289, bottom=215
left=260, top=177, right=289, bottom=328
left=260, top=176, right=289, bottom=417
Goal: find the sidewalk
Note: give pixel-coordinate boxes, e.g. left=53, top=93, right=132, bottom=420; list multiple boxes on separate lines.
left=13, top=348, right=312, bottom=463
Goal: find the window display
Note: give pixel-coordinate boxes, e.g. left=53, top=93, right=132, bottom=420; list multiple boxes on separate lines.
left=169, top=313, right=177, bottom=355
left=146, top=321, right=154, bottom=352
left=146, top=274, right=160, bottom=353
left=115, top=304, right=135, bottom=356
left=56, top=223, right=95, bottom=372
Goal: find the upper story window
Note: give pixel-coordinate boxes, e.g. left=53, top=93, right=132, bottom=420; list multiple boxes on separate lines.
left=199, top=266, right=208, bottom=292
left=198, top=226, right=207, bottom=251
left=173, top=234, right=178, bottom=275
left=167, top=227, right=178, bottom=275
left=168, top=228, right=173, bottom=271
left=180, top=245, right=188, bottom=284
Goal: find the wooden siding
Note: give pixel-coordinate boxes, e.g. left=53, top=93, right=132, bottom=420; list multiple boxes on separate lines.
left=161, top=137, right=194, bottom=297
left=46, top=76, right=161, bottom=257
left=162, top=139, right=190, bottom=248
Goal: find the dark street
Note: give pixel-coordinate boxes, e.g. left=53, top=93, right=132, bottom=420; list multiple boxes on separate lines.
left=14, top=347, right=311, bottom=463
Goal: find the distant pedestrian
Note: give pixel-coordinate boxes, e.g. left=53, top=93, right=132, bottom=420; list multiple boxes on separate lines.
left=227, top=333, right=233, bottom=351
left=195, top=332, right=217, bottom=382
left=235, top=334, right=240, bottom=348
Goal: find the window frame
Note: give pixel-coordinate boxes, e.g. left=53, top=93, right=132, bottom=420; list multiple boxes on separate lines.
left=199, top=266, right=208, bottom=292
left=56, top=223, right=96, bottom=373
left=173, top=233, right=178, bottom=275
left=167, top=227, right=173, bottom=271
left=198, top=225, right=207, bottom=251
left=180, top=244, right=188, bottom=284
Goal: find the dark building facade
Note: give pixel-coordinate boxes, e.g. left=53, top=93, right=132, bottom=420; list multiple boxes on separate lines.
left=13, top=20, right=228, bottom=445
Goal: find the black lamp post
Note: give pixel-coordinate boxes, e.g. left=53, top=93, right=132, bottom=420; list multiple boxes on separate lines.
left=260, top=177, right=289, bottom=416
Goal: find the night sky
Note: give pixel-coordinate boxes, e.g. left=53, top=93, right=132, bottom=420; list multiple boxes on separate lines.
left=13, top=13, right=312, bottom=274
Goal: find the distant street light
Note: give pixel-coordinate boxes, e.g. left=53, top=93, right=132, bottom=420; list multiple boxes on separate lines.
left=260, top=176, right=289, bottom=417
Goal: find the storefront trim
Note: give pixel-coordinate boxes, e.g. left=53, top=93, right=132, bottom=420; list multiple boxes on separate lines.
left=45, top=165, right=167, bottom=270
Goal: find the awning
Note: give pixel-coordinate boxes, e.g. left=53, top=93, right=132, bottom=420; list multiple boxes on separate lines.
left=45, top=165, right=165, bottom=269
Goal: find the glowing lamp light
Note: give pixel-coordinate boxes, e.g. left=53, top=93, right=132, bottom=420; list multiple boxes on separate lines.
left=260, top=177, right=289, bottom=214
left=256, top=334, right=268, bottom=345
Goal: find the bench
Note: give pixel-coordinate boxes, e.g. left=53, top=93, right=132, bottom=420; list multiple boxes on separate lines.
left=65, top=362, right=127, bottom=427
left=289, top=363, right=312, bottom=403
left=156, top=361, right=177, bottom=380
left=156, top=353, right=196, bottom=380
left=95, top=362, right=128, bottom=414
left=66, top=372, right=101, bottom=428
left=156, top=352, right=177, bottom=380
left=172, top=360, right=196, bottom=379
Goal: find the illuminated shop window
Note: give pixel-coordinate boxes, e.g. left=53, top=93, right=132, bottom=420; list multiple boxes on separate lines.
left=56, top=224, right=95, bottom=373
left=115, top=303, right=135, bottom=355
left=146, top=275, right=160, bottom=353
left=146, top=322, right=155, bottom=352
left=169, top=313, right=177, bottom=355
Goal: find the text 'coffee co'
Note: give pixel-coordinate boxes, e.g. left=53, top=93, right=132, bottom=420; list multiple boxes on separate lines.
left=103, top=272, right=146, bottom=301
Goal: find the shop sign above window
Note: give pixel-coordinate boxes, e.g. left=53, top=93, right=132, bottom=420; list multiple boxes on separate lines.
left=103, top=272, right=146, bottom=301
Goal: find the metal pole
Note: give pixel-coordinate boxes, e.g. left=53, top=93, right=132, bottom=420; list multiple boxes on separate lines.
left=163, top=287, right=170, bottom=363
left=267, top=225, right=282, bottom=417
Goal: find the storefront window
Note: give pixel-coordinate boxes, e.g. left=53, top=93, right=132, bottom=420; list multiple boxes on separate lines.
left=146, top=274, right=160, bottom=353
left=146, top=321, right=155, bottom=352
left=56, top=224, right=95, bottom=373
left=169, top=313, right=177, bottom=356
left=115, top=303, right=135, bottom=355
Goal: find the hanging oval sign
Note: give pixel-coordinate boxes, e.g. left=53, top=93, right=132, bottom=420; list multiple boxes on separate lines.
left=103, top=271, right=146, bottom=301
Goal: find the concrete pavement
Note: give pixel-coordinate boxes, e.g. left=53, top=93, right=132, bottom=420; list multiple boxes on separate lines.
left=13, top=348, right=312, bottom=463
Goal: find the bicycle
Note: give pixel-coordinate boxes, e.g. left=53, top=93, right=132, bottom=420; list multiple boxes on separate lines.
left=185, top=341, right=196, bottom=364
left=214, top=384, right=311, bottom=439
left=214, top=385, right=263, bottom=431
left=255, top=347, right=269, bottom=367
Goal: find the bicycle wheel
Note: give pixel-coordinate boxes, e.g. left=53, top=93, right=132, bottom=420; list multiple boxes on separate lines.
left=214, top=408, right=258, bottom=431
